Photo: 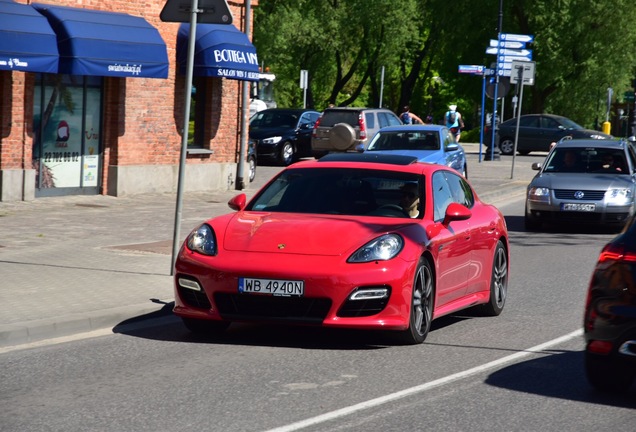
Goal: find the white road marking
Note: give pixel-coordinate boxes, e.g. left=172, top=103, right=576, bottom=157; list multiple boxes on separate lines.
left=263, top=329, right=583, bottom=432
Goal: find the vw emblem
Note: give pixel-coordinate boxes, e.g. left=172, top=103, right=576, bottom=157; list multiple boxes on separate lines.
left=574, top=191, right=585, bottom=199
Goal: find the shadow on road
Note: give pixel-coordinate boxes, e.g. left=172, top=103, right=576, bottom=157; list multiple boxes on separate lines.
left=485, top=349, right=636, bottom=406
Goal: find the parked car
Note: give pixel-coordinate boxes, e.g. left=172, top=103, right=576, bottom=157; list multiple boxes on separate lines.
left=363, top=124, right=468, bottom=178
left=584, top=213, right=636, bottom=392
left=311, top=107, right=403, bottom=155
left=249, top=108, right=321, bottom=166
left=485, top=114, right=612, bottom=155
left=247, top=139, right=256, bottom=182
left=173, top=153, right=509, bottom=344
left=525, top=138, right=636, bottom=231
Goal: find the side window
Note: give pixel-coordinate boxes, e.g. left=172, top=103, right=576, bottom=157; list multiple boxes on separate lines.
left=445, top=172, right=474, bottom=208
left=432, top=171, right=454, bottom=221
left=519, top=116, right=539, bottom=128
left=377, top=112, right=389, bottom=128
left=365, top=112, right=376, bottom=129
left=385, top=112, right=402, bottom=127
left=542, top=117, right=560, bottom=129
left=627, top=145, right=636, bottom=172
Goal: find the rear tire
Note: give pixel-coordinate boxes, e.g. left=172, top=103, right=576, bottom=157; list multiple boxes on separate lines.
left=585, top=352, right=635, bottom=393
left=499, top=137, right=515, bottom=155
left=482, top=240, right=507, bottom=316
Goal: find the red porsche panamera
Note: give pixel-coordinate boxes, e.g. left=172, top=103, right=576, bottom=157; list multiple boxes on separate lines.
left=173, top=153, right=509, bottom=344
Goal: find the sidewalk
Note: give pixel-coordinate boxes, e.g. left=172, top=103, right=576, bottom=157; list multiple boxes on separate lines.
left=0, top=144, right=542, bottom=348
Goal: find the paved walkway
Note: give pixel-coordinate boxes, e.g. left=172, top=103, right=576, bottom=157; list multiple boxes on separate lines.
left=0, top=144, right=542, bottom=347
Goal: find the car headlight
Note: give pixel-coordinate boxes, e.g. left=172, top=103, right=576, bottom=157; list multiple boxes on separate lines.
left=348, top=234, right=404, bottom=263
left=606, top=188, right=633, bottom=206
left=186, top=224, right=217, bottom=255
left=262, top=136, right=282, bottom=145
left=527, top=187, right=550, bottom=203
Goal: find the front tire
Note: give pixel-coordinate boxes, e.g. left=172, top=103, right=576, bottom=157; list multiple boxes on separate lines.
left=397, top=258, right=434, bottom=344
left=279, top=141, right=295, bottom=166
left=248, top=156, right=256, bottom=182
left=482, top=240, right=507, bottom=316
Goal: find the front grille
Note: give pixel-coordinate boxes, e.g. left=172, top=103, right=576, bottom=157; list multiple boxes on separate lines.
left=214, top=293, right=331, bottom=323
left=554, top=189, right=605, bottom=201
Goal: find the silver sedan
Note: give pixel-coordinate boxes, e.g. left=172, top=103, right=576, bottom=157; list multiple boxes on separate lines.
left=525, top=138, right=636, bottom=230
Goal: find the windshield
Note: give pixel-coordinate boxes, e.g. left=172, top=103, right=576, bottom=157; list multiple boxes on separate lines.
left=247, top=167, right=423, bottom=218
left=250, top=111, right=298, bottom=129
left=543, top=147, right=628, bottom=174
left=367, top=131, right=440, bottom=151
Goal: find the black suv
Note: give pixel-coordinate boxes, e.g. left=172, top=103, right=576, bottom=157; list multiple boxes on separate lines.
left=311, top=107, right=402, bottom=155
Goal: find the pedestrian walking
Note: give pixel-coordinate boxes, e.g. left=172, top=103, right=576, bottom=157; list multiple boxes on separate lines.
left=400, top=105, right=423, bottom=125
left=445, top=104, right=465, bottom=141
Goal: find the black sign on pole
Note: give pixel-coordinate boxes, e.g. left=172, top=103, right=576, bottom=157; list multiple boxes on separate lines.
left=161, top=0, right=232, bottom=24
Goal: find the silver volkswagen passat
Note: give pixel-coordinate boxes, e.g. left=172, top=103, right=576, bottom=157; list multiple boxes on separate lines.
left=525, top=138, right=636, bottom=231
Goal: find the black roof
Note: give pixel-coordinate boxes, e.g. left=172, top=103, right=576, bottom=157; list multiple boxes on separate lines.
left=318, top=152, right=419, bottom=165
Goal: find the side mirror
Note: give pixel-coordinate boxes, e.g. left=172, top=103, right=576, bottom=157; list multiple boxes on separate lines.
left=531, top=162, right=542, bottom=171
left=228, top=193, right=247, bottom=211
left=442, top=202, right=471, bottom=225
left=445, top=143, right=459, bottom=152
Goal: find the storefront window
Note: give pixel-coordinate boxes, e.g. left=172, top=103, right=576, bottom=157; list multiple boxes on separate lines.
left=33, top=75, right=103, bottom=196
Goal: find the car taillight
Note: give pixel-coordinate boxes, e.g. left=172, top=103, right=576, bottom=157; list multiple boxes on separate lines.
left=358, top=113, right=366, bottom=140
left=587, top=340, right=613, bottom=355
left=598, top=244, right=636, bottom=263
left=312, top=116, right=322, bottom=138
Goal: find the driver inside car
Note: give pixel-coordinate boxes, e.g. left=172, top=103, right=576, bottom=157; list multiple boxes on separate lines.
left=400, top=183, right=420, bottom=218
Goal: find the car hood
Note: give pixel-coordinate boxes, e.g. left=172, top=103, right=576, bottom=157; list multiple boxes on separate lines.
left=249, top=126, right=296, bottom=139
left=530, top=172, right=635, bottom=189
left=366, top=149, right=446, bottom=164
left=220, top=212, right=408, bottom=256
left=575, top=129, right=613, bottom=139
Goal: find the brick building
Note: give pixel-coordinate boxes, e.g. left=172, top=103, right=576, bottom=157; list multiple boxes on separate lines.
left=0, top=0, right=259, bottom=201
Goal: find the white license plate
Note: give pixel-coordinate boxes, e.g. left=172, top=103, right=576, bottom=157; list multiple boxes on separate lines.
left=561, top=203, right=595, bottom=212
left=238, top=277, right=304, bottom=296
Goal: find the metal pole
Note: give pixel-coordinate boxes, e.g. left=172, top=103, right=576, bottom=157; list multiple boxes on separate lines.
left=171, top=0, right=199, bottom=275
left=236, top=0, right=252, bottom=190
left=379, top=66, right=385, bottom=108
left=479, top=71, right=486, bottom=162
left=488, top=0, right=504, bottom=161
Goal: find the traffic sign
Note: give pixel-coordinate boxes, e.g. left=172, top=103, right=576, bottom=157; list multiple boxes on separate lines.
left=498, top=51, right=533, bottom=62
left=510, top=60, right=535, bottom=86
left=160, top=0, right=233, bottom=24
left=501, top=33, right=534, bottom=43
left=490, top=39, right=525, bottom=49
left=458, top=64, right=485, bottom=74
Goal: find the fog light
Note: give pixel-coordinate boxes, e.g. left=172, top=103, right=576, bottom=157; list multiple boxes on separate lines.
left=179, top=278, right=202, bottom=291
left=349, top=288, right=389, bottom=300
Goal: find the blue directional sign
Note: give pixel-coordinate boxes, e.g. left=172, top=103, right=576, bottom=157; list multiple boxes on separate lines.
left=501, top=33, right=534, bottom=43
left=458, top=64, right=485, bottom=75
left=490, top=39, right=526, bottom=49
left=498, top=51, right=533, bottom=62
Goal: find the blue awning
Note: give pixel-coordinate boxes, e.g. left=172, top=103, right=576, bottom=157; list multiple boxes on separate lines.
left=32, top=3, right=168, bottom=78
left=0, top=0, right=58, bottom=73
left=177, top=23, right=259, bottom=82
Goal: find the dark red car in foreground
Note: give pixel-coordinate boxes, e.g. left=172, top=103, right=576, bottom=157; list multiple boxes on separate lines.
left=584, top=214, right=636, bottom=392
left=173, top=153, right=509, bottom=344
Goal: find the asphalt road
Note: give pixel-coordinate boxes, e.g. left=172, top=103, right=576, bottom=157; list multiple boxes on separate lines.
left=2, top=196, right=633, bottom=432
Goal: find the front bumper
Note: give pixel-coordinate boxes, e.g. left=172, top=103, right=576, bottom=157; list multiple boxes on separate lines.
left=173, top=247, right=417, bottom=330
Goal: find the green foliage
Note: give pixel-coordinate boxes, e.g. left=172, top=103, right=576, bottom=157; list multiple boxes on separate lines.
left=253, top=0, right=636, bottom=128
